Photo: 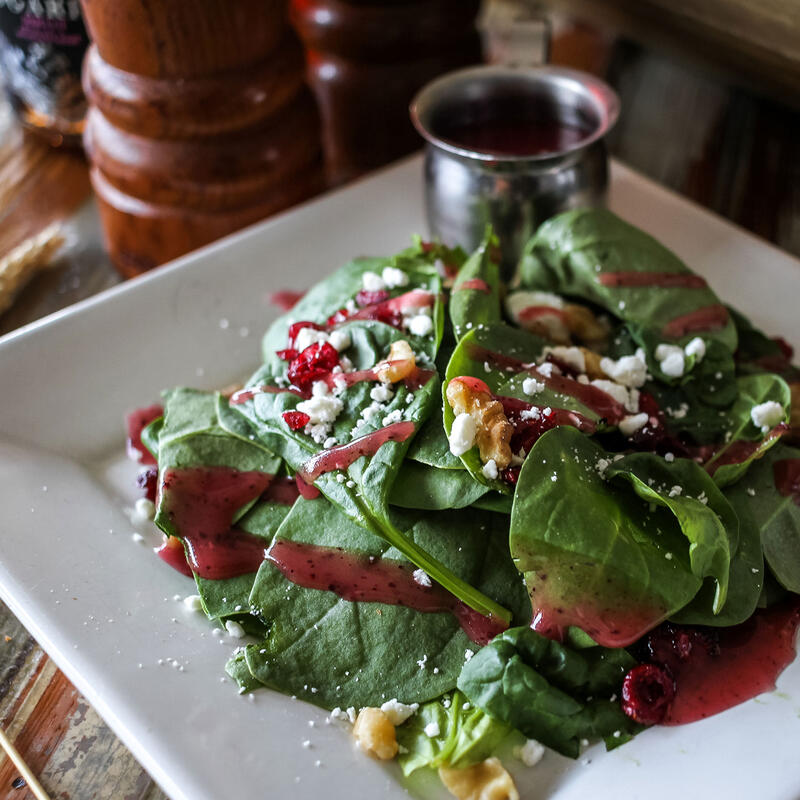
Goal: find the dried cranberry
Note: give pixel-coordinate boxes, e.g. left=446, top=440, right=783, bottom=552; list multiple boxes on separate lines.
left=276, top=348, right=299, bottom=361
left=327, top=308, right=350, bottom=326
left=621, top=663, right=676, bottom=724
left=501, top=466, right=520, bottom=485
left=288, top=321, right=324, bottom=347
left=282, top=411, right=311, bottom=430
left=356, top=289, right=390, bottom=308
left=136, top=466, right=158, bottom=503
left=287, top=342, right=340, bottom=391
left=644, top=622, right=720, bottom=670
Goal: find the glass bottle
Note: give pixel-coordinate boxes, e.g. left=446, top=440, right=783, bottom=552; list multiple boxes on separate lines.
left=0, top=0, right=88, bottom=146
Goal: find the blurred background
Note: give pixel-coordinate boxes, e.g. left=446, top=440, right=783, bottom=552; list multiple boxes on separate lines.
left=0, top=0, right=799, bottom=796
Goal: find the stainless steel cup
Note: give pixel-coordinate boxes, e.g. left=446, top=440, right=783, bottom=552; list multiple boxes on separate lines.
left=410, top=65, right=619, bottom=271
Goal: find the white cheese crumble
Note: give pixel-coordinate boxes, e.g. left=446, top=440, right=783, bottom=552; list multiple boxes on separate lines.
left=361, top=271, right=386, bottom=292
left=618, top=412, right=649, bottom=437
left=329, top=707, right=357, bottom=726
left=382, top=409, right=404, bottom=426
left=225, top=620, right=246, bottom=639
left=449, top=413, right=477, bottom=456
left=514, top=739, right=546, bottom=767
left=655, top=344, right=685, bottom=378
left=328, top=328, right=351, bottom=352
left=522, top=377, right=545, bottom=395
left=380, top=699, right=419, bottom=725
left=684, top=337, right=706, bottom=361
left=482, top=459, right=499, bottom=480
left=537, top=362, right=561, bottom=378
left=590, top=379, right=637, bottom=411
left=520, top=407, right=541, bottom=422
left=750, top=400, right=784, bottom=432
left=296, top=393, right=344, bottom=425
left=668, top=485, right=683, bottom=497
left=370, top=383, right=394, bottom=403
left=541, top=346, right=585, bottom=373
left=599, top=350, right=647, bottom=388
left=294, top=327, right=329, bottom=352
left=464, top=649, right=475, bottom=661
left=665, top=452, right=675, bottom=462
left=412, top=569, right=432, bottom=588
left=382, top=266, right=409, bottom=288
left=424, top=722, right=441, bottom=738
left=133, top=497, right=156, bottom=521
left=183, top=595, right=203, bottom=612
left=406, top=313, right=434, bottom=337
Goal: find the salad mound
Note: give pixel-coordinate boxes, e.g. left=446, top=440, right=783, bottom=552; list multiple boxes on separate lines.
left=130, top=209, right=800, bottom=797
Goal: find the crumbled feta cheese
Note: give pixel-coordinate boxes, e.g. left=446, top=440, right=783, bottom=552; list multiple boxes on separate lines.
left=514, top=739, right=546, bottom=767
left=664, top=452, right=675, bottom=463
left=323, top=437, right=338, bottom=449
left=328, top=328, right=351, bottom=352
left=505, top=290, right=565, bottom=320
left=520, top=407, right=542, bottom=422
left=423, top=722, right=441, bottom=738
left=133, top=497, right=155, bottom=521
left=296, top=394, right=344, bottom=425
left=536, top=362, right=561, bottom=378
left=412, top=569, right=432, bottom=588
left=668, top=485, right=683, bottom=497
left=599, top=351, right=647, bottom=388
left=225, top=620, right=246, bottom=638
left=590, top=379, right=630, bottom=409
left=449, top=412, right=477, bottom=456
left=311, top=380, right=330, bottom=398
left=618, top=412, right=649, bottom=437
left=522, top=377, right=545, bottom=395
left=416, top=654, right=428, bottom=669
left=294, top=327, right=329, bottom=352
left=362, top=271, right=386, bottom=292
left=183, top=595, right=203, bottom=612
left=750, top=400, right=784, bottom=433
left=464, top=649, right=474, bottom=661
left=656, top=344, right=685, bottom=378
left=684, top=337, right=706, bottom=361
left=380, top=699, right=419, bottom=725
left=577, top=374, right=590, bottom=384
left=542, top=346, right=585, bottom=373
left=382, top=409, right=404, bottom=426
left=482, top=459, right=499, bottom=480
left=382, top=266, right=409, bottom=289
left=307, top=423, right=330, bottom=444
left=406, top=313, right=434, bottom=337
left=370, top=383, right=394, bottom=403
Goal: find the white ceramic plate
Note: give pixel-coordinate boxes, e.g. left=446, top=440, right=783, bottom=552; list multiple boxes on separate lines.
left=1, top=156, right=799, bottom=800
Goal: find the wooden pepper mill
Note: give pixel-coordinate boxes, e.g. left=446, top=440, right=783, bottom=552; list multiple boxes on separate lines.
left=290, top=0, right=483, bottom=186
left=80, top=0, right=324, bottom=277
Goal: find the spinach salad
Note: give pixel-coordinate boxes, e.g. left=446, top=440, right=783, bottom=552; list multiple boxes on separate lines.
left=128, top=209, right=800, bottom=798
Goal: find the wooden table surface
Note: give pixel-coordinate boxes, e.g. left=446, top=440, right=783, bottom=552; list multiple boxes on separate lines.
left=1, top=19, right=799, bottom=800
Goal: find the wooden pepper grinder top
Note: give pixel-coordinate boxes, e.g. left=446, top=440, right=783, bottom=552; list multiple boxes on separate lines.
left=80, top=0, right=324, bottom=277
left=290, top=0, right=483, bottom=186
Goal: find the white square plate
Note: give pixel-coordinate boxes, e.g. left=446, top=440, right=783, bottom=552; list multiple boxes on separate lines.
left=1, top=156, right=799, bottom=800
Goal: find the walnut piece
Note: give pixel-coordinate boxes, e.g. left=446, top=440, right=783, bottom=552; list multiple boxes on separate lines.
left=446, top=378, right=513, bottom=469
left=353, top=708, right=398, bottom=760
left=438, top=758, right=520, bottom=800
left=375, top=339, right=416, bottom=384
left=564, top=303, right=610, bottom=347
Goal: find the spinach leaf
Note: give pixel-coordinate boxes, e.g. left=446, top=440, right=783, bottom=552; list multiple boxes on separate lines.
left=516, top=208, right=737, bottom=355
left=705, top=374, right=791, bottom=487
left=449, top=230, right=502, bottom=340
left=457, top=626, right=639, bottom=758
left=153, top=388, right=284, bottom=623
left=237, top=318, right=512, bottom=622
left=396, top=691, right=513, bottom=776
left=729, top=306, right=800, bottom=382
left=389, top=460, right=489, bottom=511
left=605, top=453, right=734, bottom=614
left=509, top=427, right=704, bottom=647
left=724, top=443, right=800, bottom=594
left=407, top=406, right=464, bottom=469
left=239, top=497, right=530, bottom=709
left=140, top=416, right=163, bottom=461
